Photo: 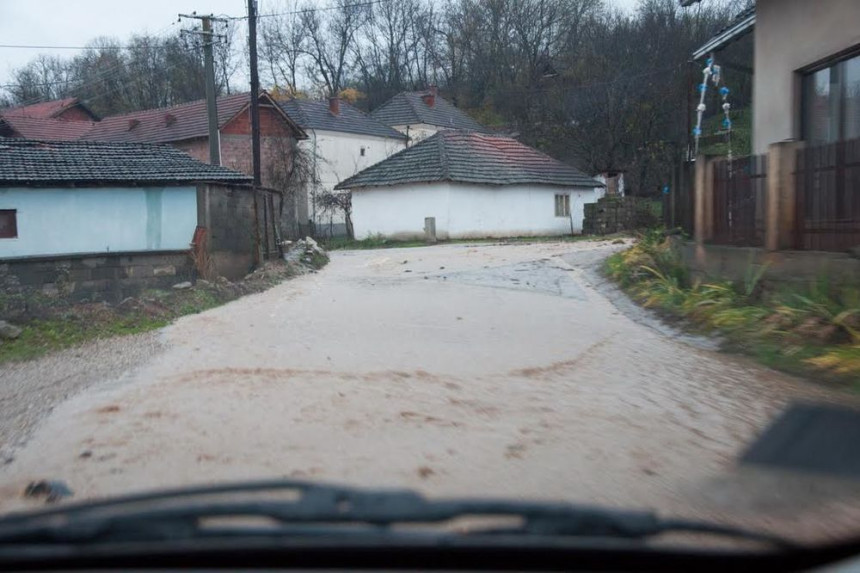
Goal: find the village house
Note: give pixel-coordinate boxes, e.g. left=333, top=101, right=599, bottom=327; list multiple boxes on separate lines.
left=678, top=0, right=860, bottom=283
left=370, top=87, right=488, bottom=144
left=81, top=92, right=307, bottom=198
left=278, top=97, right=407, bottom=237
left=0, top=137, right=284, bottom=301
left=0, top=97, right=98, bottom=141
left=1, top=92, right=311, bottom=247
left=336, top=131, right=604, bottom=240
left=687, top=0, right=859, bottom=153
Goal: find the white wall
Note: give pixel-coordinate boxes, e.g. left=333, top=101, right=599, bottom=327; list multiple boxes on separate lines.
left=753, top=0, right=860, bottom=153
left=303, top=129, right=406, bottom=232
left=352, top=182, right=599, bottom=240
left=390, top=123, right=439, bottom=144
left=0, top=186, right=197, bottom=258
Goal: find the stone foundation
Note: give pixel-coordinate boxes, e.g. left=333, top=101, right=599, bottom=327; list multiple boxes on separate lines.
left=0, top=251, right=193, bottom=313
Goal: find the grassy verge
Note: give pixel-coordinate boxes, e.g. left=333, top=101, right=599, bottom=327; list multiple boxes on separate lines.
left=0, top=255, right=329, bottom=365
left=322, top=233, right=619, bottom=251
left=604, top=230, right=860, bottom=385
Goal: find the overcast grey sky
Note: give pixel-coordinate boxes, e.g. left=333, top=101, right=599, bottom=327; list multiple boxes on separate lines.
left=0, top=0, right=640, bottom=90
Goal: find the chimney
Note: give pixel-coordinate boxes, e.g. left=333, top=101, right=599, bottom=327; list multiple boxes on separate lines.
left=127, top=119, right=140, bottom=131
left=164, top=113, right=176, bottom=127
left=328, top=96, right=340, bottom=116
left=422, top=92, right=435, bottom=108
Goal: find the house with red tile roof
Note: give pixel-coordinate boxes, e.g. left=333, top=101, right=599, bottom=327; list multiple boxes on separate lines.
left=0, top=97, right=98, bottom=140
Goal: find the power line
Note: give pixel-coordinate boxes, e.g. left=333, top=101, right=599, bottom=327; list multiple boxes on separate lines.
left=1, top=20, right=183, bottom=108
left=224, top=0, right=389, bottom=20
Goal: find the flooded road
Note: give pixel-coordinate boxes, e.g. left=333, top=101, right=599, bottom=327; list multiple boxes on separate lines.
left=2, top=239, right=859, bottom=543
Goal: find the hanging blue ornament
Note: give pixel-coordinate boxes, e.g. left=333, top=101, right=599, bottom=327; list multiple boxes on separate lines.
left=719, top=86, right=730, bottom=97
left=722, top=118, right=732, bottom=129
left=697, top=83, right=707, bottom=92
left=692, top=127, right=702, bottom=136
left=706, top=57, right=713, bottom=66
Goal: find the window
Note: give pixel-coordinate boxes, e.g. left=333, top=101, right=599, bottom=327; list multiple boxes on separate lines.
left=360, top=147, right=366, bottom=157
left=554, top=194, right=570, bottom=217
left=0, top=210, right=17, bottom=239
left=802, top=51, right=860, bottom=144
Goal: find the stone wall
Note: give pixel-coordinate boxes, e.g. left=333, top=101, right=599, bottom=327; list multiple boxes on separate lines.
left=583, top=196, right=659, bottom=235
left=0, top=251, right=193, bottom=315
left=675, top=239, right=860, bottom=289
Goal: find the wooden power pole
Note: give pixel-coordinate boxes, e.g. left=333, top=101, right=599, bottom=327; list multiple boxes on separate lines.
left=248, top=0, right=261, bottom=187
left=179, top=13, right=227, bottom=165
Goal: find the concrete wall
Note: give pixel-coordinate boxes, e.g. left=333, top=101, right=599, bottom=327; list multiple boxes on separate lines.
left=304, top=129, right=406, bottom=235
left=0, top=250, right=193, bottom=309
left=0, top=186, right=197, bottom=259
left=753, top=0, right=860, bottom=153
left=352, top=182, right=599, bottom=240
left=676, top=239, right=860, bottom=288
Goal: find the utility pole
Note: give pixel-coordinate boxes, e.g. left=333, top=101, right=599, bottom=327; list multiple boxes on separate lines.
left=247, top=0, right=262, bottom=187
left=179, top=12, right=227, bottom=165
left=247, top=0, right=262, bottom=264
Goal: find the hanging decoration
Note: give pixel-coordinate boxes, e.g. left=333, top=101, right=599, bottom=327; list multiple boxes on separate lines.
left=692, top=53, right=733, bottom=162
left=719, top=86, right=733, bottom=163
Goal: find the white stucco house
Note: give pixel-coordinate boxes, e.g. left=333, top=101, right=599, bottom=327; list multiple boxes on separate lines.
left=370, top=88, right=489, bottom=144
left=335, top=131, right=605, bottom=240
left=279, top=97, right=407, bottom=237
left=0, top=138, right=253, bottom=261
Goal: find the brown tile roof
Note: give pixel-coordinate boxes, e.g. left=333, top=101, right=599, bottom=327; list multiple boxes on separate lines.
left=0, top=116, right=95, bottom=141
left=336, top=131, right=602, bottom=190
left=83, top=92, right=306, bottom=144
left=2, top=98, right=86, bottom=119
left=0, top=97, right=99, bottom=140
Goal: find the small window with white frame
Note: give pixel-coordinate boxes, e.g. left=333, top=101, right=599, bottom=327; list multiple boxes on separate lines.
left=554, top=194, right=570, bottom=217
left=0, top=209, right=17, bottom=239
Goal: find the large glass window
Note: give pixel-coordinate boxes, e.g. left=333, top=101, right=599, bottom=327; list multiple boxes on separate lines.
left=802, top=52, right=860, bottom=144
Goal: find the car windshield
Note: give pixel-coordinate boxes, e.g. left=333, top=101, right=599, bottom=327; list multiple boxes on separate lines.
left=1, top=0, right=860, bottom=553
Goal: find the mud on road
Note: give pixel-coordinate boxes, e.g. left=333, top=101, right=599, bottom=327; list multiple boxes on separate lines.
left=2, top=239, right=859, bottom=544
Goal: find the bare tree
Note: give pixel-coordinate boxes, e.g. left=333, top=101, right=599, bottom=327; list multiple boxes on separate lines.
left=301, top=0, right=370, bottom=95
left=260, top=9, right=308, bottom=93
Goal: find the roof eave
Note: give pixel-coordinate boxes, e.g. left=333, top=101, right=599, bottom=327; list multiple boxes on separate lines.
left=692, top=11, right=755, bottom=60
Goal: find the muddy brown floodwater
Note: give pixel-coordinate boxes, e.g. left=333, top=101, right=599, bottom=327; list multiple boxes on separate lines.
left=2, top=239, right=859, bottom=545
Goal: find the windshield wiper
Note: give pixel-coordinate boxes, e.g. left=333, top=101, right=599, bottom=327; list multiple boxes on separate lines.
left=0, top=479, right=794, bottom=549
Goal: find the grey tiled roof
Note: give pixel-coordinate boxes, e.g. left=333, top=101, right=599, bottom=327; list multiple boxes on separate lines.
left=336, top=131, right=602, bottom=190
left=279, top=99, right=406, bottom=140
left=370, top=92, right=488, bottom=132
left=0, top=137, right=253, bottom=185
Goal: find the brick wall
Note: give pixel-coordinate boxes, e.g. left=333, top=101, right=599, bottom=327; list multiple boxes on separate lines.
left=0, top=251, right=193, bottom=314
left=173, top=138, right=210, bottom=164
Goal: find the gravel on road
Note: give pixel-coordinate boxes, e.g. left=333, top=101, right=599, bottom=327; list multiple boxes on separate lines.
left=0, top=331, right=164, bottom=463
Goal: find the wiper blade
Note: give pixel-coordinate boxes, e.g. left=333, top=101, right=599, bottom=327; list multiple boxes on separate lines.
left=0, top=479, right=794, bottom=549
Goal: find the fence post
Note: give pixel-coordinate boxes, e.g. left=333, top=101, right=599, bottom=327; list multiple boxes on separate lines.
left=694, top=155, right=715, bottom=244
left=766, top=141, right=805, bottom=251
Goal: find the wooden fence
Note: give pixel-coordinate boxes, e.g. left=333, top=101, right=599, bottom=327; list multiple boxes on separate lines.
left=710, top=154, right=768, bottom=247
left=794, top=138, right=860, bottom=252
